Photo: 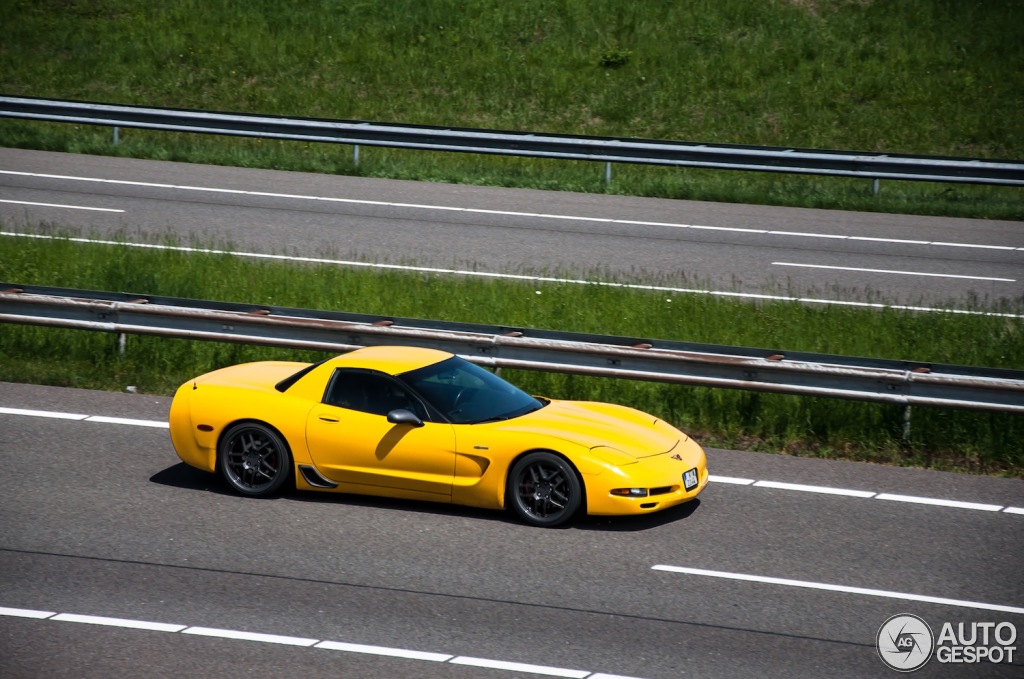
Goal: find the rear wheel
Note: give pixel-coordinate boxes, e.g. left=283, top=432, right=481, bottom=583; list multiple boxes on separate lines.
left=217, top=422, right=291, bottom=497
left=508, top=452, right=582, bottom=527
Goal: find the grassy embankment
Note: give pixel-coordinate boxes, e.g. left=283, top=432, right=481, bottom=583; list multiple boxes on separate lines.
left=2, top=233, right=1022, bottom=476
left=1, top=0, right=1022, bottom=218
left=1, top=1, right=1022, bottom=473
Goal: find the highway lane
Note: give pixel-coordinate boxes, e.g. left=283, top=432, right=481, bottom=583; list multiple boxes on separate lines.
left=1, top=148, right=1022, bottom=309
left=1, top=383, right=1022, bottom=678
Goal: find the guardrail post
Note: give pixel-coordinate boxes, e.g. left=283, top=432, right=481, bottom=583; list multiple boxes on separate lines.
left=353, top=144, right=360, bottom=166
left=113, top=127, right=120, bottom=145
left=873, top=178, right=880, bottom=196
left=605, top=161, right=612, bottom=185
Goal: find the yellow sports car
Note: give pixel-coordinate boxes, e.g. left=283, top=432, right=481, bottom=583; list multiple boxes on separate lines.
left=169, top=345, right=708, bottom=527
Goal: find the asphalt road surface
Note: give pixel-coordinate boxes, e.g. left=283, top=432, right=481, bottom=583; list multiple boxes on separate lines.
left=1, top=384, right=1022, bottom=678
left=2, top=149, right=1023, bottom=677
left=1, top=148, right=1022, bottom=309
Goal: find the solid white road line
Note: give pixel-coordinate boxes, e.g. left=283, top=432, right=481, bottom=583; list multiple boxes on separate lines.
left=0, top=199, right=124, bottom=213
left=1004, top=507, right=1024, bottom=514
left=0, top=604, right=629, bottom=678
left=651, top=565, right=1024, bottom=615
left=5, top=231, right=1023, bottom=318
left=772, top=262, right=1015, bottom=283
left=52, top=613, right=187, bottom=632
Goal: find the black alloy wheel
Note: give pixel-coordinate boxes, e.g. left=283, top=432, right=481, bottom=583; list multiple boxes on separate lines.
left=508, top=452, right=582, bottom=527
left=217, top=422, right=292, bottom=497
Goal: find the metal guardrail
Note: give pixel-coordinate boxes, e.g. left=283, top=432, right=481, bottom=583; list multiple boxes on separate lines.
left=2, top=284, right=1023, bottom=414
left=2, top=95, right=1023, bottom=186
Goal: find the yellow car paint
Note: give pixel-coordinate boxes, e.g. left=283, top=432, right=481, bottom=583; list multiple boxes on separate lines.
left=168, top=345, right=707, bottom=526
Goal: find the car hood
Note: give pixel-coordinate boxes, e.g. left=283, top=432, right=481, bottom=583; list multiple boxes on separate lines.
left=493, top=399, right=683, bottom=459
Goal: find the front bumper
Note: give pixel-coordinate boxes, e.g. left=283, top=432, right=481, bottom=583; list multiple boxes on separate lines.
left=585, top=451, right=709, bottom=516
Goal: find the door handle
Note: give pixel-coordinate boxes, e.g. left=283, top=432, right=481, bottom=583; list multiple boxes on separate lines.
left=319, top=416, right=339, bottom=423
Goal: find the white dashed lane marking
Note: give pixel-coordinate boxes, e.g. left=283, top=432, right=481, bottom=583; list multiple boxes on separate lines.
left=5, top=231, right=1024, bottom=319
left=873, top=493, right=1004, bottom=512
left=751, top=480, right=877, bottom=498
left=707, top=474, right=1021, bottom=514
left=0, top=606, right=638, bottom=679
left=314, top=640, right=452, bottom=662
left=772, top=261, right=1016, bottom=283
left=0, top=406, right=170, bottom=428
left=0, top=199, right=124, bottom=213
left=182, top=626, right=318, bottom=646
left=51, top=613, right=187, bottom=633
left=3, top=169, right=1021, bottom=253
left=449, top=657, right=589, bottom=678
left=1, top=406, right=1019, bottom=515
left=651, top=566, right=1024, bottom=616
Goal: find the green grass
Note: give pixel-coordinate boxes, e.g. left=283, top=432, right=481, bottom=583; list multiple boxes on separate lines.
left=1, top=0, right=1022, bottom=218
left=2, top=1, right=1022, bottom=475
left=2, top=231, right=1022, bottom=476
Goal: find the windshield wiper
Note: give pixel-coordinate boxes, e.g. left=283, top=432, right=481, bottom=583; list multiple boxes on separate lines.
left=474, top=404, right=543, bottom=424
left=474, top=414, right=514, bottom=424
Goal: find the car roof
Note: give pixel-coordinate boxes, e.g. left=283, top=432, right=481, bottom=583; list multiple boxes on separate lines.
left=329, top=345, right=454, bottom=375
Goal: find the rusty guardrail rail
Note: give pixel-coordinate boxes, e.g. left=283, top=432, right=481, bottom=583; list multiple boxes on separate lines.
left=2, top=284, right=1023, bottom=414
left=2, top=95, right=1023, bottom=186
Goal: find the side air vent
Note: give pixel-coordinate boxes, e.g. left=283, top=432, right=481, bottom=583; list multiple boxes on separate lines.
left=299, top=465, right=338, bottom=489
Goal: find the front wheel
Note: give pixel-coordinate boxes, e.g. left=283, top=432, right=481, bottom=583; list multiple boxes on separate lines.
left=508, top=452, right=582, bottom=527
left=217, top=422, right=291, bottom=497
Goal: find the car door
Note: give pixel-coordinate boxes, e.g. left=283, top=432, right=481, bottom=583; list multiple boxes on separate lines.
left=305, top=368, right=456, bottom=500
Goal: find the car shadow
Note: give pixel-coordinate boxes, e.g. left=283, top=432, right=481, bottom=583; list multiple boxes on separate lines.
left=150, top=463, right=701, bottom=531
left=149, top=462, right=236, bottom=495
left=571, top=499, right=701, bottom=532
left=149, top=462, right=521, bottom=524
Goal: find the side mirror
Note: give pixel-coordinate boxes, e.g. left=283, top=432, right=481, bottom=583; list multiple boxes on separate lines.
left=387, top=409, right=424, bottom=427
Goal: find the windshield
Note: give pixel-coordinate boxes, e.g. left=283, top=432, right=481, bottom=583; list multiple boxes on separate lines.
left=399, top=356, right=544, bottom=424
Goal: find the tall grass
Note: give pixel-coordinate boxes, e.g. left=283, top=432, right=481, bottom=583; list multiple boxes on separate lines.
left=1, top=231, right=1022, bottom=475
left=1, top=0, right=1022, bottom=218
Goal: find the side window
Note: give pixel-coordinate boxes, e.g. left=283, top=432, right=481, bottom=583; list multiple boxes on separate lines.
left=324, top=370, right=368, bottom=411
left=325, top=370, right=427, bottom=419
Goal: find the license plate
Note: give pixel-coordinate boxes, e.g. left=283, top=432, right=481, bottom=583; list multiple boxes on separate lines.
left=683, top=468, right=699, bottom=491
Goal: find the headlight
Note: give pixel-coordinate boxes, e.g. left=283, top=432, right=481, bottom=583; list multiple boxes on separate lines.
left=611, top=488, right=649, bottom=497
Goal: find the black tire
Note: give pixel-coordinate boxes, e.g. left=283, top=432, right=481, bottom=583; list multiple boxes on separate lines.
left=508, top=452, right=582, bottom=527
left=217, top=422, right=291, bottom=497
